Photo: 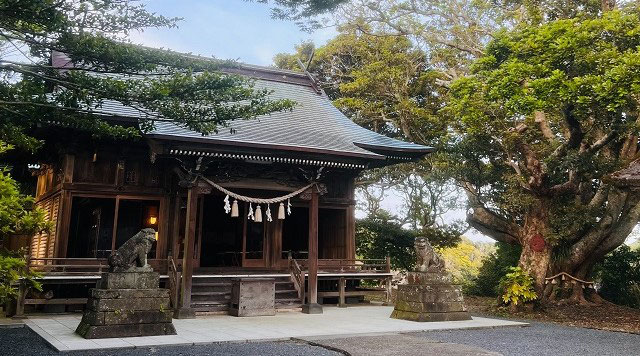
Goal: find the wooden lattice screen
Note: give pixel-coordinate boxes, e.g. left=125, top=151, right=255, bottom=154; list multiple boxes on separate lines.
left=30, top=194, right=61, bottom=263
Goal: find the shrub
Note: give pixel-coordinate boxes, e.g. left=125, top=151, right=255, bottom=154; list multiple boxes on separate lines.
left=0, top=249, right=41, bottom=305
left=498, top=267, right=538, bottom=306
left=594, top=245, right=640, bottom=309
left=356, top=216, right=417, bottom=271
left=466, top=242, right=521, bottom=296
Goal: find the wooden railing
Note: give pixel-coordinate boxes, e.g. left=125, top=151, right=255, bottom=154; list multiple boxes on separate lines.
left=288, top=256, right=305, bottom=303
left=28, top=258, right=108, bottom=275
left=26, top=257, right=169, bottom=275
left=167, top=255, right=180, bottom=309
left=297, top=258, right=392, bottom=274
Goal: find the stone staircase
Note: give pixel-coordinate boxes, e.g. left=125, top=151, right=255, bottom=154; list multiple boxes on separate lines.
left=190, top=275, right=302, bottom=314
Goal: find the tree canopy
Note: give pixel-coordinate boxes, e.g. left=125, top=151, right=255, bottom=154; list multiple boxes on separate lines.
left=0, top=0, right=294, bottom=152
left=446, top=9, right=640, bottom=297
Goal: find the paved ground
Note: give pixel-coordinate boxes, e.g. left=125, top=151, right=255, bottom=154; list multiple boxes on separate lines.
left=3, top=319, right=640, bottom=355
left=1, top=327, right=340, bottom=356
left=24, top=306, right=525, bottom=351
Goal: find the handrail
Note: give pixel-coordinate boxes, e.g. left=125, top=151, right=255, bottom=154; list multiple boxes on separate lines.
left=168, top=255, right=180, bottom=309
left=288, top=256, right=305, bottom=303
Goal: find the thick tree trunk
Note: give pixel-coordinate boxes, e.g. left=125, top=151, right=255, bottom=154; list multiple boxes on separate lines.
left=518, top=201, right=552, bottom=294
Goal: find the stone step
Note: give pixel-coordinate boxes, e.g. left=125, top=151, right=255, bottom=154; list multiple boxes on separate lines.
left=191, top=291, right=230, bottom=296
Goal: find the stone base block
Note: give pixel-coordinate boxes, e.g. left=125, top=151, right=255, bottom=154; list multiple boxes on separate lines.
left=390, top=310, right=472, bottom=322
left=407, top=272, right=453, bottom=285
left=98, top=272, right=159, bottom=289
left=392, top=274, right=473, bottom=323
left=301, top=303, right=324, bottom=314
left=76, top=320, right=176, bottom=338
left=173, top=307, right=196, bottom=319
left=80, top=309, right=173, bottom=326
left=395, top=284, right=465, bottom=303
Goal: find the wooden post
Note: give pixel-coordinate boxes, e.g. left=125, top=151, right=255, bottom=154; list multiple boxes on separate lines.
left=174, top=186, right=198, bottom=319
left=302, top=188, right=323, bottom=314
left=384, top=256, right=392, bottom=305
left=338, top=277, right=346, bottom=308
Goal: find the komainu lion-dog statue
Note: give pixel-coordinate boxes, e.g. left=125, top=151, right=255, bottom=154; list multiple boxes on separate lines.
left=108, top=228, right=156, bottom=272
left=414, top=236, right=445, bottom=273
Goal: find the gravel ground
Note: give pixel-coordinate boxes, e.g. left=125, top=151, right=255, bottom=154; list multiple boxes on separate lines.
left=0, top=327, right=341, bottom=356
left=411, top=321, right=640, bottom=356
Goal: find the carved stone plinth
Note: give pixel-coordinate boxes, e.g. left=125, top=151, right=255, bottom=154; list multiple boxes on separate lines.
left=391, top=271, right=472, bottom=322
left=76, top=272, right=176, bottom=339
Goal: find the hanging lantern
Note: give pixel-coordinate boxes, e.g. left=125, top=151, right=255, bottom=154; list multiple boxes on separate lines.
left=231, top=200, right=239, bottom=217
left=223, top=195, right=231, bottom=214
left=255, top=205, right=263, bottom=223
left=266, top=204, right=273, bottom=222
left=278, top=202, right=285, bottom=220
left=248, top=203, right=255, bottom=221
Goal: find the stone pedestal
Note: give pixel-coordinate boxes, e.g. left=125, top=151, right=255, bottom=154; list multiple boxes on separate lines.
left=76, top=272, right=176, bottom=338
left=391, top=271, right=472, bottom=322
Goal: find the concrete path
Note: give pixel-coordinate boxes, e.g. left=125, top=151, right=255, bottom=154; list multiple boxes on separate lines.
left=24, top=306, right=526, bottom=352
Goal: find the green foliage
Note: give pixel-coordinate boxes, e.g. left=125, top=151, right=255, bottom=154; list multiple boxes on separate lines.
left=0, top=142, right=48, bottom=305
left=467, top=242, right=522, bottom=296
left=0, top=142, right=49, bottom=239
left=355, top=215, right=417, bottom=271
left=498, top=267, right=538, bottom=305
left=594, top=245, right=640, bottom=309
left=0, top=249, right=41, bottom=305
left=1, top=0, right=294, bottom=152
left=439, top=238, right=495, bottom=290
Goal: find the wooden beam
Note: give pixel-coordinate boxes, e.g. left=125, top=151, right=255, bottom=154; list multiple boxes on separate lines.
left=302, top=188, right=323, bottom=314
left=175, top=186, right=198, bottom=319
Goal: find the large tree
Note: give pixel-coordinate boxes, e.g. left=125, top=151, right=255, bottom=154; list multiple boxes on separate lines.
left=274, top=27, right=463, bottom=247
left=446, top=9, right=640, bottom=302
left=0, top=0, right=293, bottom=152
left=274, top=0, right=640, bottom=303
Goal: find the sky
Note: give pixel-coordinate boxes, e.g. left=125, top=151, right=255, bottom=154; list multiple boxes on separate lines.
left=128, top=1, right=640, bottom=246
left=129, top=0, right=336, bottom=66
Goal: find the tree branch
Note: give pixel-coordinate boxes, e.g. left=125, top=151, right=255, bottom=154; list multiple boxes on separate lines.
left=463, top=183, right=521, bottom=244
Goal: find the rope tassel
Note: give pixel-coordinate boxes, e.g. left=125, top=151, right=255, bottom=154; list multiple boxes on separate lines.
left=231, top=200, right=239, bottom=217
left=255, top=205, right=263, bottom=223
left=278, top=203, right=285, bottom=220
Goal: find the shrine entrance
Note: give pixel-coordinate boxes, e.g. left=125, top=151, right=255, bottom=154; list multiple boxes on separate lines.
left=198, top=194, right=270, bottom=269
left=198, top=188, right=311, bottom=270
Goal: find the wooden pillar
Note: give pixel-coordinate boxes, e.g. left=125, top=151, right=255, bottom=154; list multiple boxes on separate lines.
left=302, top=188, right=323, bottom=314
left=174, top=186, right=197, bottom=319
left=338, top=277, right=346, bottom=308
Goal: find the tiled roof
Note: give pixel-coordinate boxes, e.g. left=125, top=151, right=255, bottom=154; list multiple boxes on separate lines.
left=84, top=64, right=433, bottom=160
